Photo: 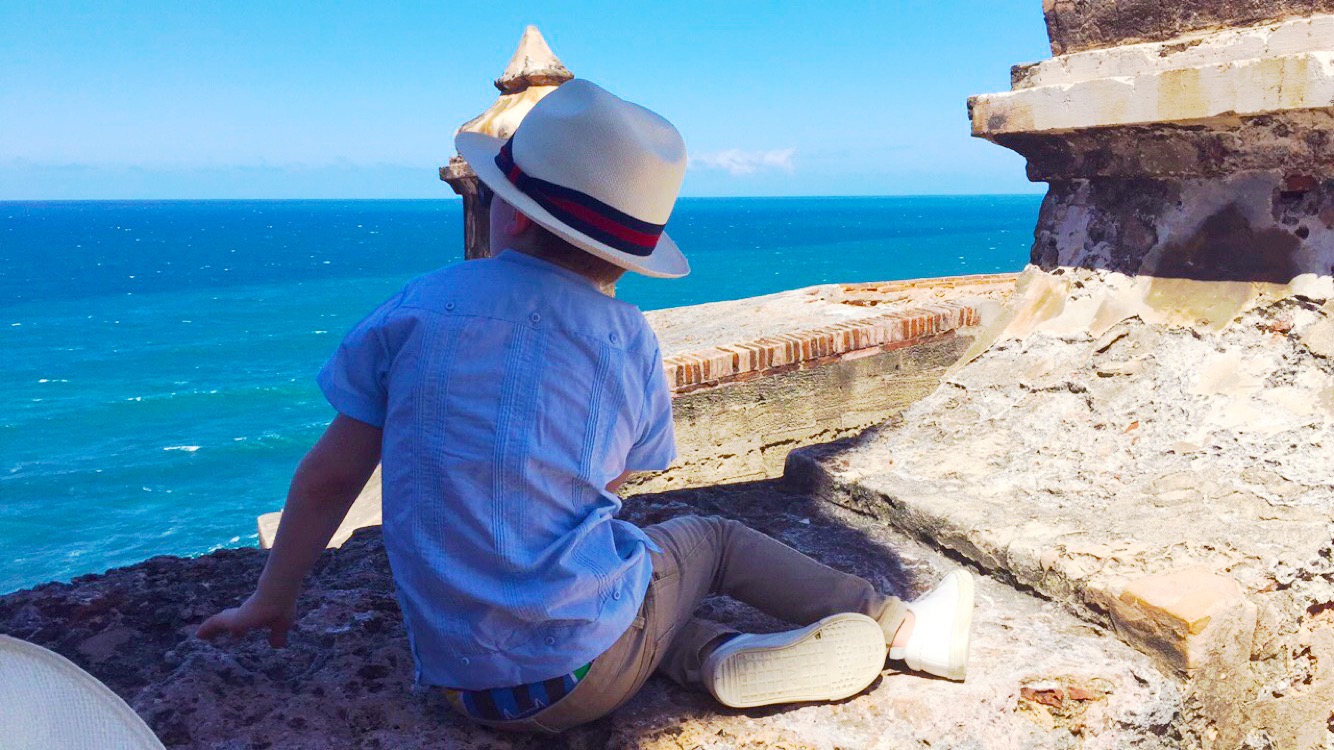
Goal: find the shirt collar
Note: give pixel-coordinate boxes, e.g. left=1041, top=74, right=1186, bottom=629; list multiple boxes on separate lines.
left=494, top=249, right=601, bottom=291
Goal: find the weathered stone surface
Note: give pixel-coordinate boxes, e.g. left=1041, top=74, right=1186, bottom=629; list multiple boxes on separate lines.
left=1021, top=14, right=1334, bottom=90
left=2, top=480, right=1181, bottom=749
left=919, top=1, right=1334, bottom=744
left=991, top=113, right=1334, bottom=181
left=792, top=307, right=1334, bottom=748
left=1022, top=176, right=1334, bottom=306
left=1044, top=0, right=1334, bottom=55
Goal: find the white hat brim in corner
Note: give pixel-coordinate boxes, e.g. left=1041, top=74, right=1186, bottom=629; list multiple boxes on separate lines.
left=0, top=635, right=167, bottom=750
left=455, top=131, right=690, bottom=279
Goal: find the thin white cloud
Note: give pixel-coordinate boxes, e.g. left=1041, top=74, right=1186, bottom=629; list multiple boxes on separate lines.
left=690, top=148, right=795, bottom=176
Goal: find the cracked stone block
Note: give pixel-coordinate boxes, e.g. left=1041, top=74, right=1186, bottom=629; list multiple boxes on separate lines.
left=1109, top=567, right=1258, bottom=673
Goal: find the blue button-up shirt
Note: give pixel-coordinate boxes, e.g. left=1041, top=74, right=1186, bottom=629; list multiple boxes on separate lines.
left=317, top=250, right=675, bottom=690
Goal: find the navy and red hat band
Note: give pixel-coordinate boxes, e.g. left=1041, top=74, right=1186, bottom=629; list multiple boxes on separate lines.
left=494, top=138, right=664, bottom=257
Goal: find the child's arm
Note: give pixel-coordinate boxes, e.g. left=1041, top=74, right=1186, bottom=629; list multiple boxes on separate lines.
left=197, top=413, right=382, bottom=647
left=606, top=470, right=635, bottom=494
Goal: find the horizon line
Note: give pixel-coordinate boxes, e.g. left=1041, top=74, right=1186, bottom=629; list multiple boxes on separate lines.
left=0, top=192, right=1047, bottom=204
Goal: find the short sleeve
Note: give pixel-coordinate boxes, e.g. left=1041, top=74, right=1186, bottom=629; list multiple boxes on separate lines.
left=624, top=341, right=677, bottom=472
left=316, top=291, right=404, bottom=428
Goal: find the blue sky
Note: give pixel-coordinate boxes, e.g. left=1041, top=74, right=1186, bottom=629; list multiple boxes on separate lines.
left=1, top=1, right=1051, bottom=199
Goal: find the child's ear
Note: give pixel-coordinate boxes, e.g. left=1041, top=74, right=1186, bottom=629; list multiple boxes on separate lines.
left=511, top=209, right=536, bottom=235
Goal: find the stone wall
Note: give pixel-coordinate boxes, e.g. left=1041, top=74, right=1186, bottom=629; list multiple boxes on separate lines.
left=799, top=3, right=1334, bottom=747
left=624, top=329, right=971, bottom=496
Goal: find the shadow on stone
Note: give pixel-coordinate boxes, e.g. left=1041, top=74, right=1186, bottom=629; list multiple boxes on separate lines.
left=1031, top=177, right=1334, bottom=284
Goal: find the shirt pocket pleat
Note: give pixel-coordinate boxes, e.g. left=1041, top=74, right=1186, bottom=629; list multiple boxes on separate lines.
left=570, top=342, right=615, bottom=609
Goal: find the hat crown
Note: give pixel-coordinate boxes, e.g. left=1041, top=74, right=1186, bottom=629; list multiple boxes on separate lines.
left=509, top=80, right=686, bottom=225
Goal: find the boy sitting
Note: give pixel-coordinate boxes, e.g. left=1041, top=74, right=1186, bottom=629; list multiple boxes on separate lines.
left=199, top=79, right=975, bottom=733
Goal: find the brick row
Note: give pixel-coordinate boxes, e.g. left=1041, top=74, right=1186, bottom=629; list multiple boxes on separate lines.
left=662, top=301, right=983, bottom=395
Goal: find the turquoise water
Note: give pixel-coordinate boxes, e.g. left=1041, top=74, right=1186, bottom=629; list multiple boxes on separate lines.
left=0, top=197, right=1039, bottom=593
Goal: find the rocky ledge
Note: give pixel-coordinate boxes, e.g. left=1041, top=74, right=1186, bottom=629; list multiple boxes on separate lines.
left=1, top=479, right=1178, bottom=749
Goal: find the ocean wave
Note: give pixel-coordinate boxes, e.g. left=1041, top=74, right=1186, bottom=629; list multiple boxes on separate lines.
left=163, top=445, right=201, bottom=452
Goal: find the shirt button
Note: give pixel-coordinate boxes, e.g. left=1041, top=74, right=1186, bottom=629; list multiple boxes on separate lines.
left=445, top=302, right=455, bottom=312
left=545, top=636, right=556, bottom=646
left=461, top=657, right=470, bottom=666
left=612, top=590, right=622, bottom=600
left=608, top=332, right=618, bottom=344
left=530, top=312, right=541, bottom=324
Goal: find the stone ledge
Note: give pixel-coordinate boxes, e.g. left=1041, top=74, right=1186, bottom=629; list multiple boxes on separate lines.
left=973, top=50, right=1334, bottom=137
left=645, top=273, right=1016, bottom=356
left=1018, top=13, right=1334, bottom=90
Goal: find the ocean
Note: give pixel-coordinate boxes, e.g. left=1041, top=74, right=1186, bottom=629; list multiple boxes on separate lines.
left=0, top=196, right=1039, bottom=594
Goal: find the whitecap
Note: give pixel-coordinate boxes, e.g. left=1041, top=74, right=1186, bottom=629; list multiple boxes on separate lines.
left=163, top=445, right=200, bottom=452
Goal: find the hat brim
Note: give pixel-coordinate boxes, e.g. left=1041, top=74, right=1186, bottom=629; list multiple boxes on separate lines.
left=455, top=131, right=690, bottom=279
left=0, top=635, right=167, bottom=749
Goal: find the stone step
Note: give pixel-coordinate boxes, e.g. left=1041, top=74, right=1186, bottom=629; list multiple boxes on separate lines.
left=600, top=480, right=1182, bottom=750
left=784, top=316, right=1334, bottom=748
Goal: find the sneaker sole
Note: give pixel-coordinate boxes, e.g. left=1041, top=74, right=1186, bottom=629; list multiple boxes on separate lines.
left=703, top=613, right=888, bottom=708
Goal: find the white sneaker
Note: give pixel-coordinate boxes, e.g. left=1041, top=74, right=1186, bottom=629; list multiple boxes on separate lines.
left=702, top=613, right=888, bottom=708
left=888, top=569, right=975, bottom=681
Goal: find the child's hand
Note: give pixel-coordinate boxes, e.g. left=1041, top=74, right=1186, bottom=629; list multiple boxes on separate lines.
left=196, top=593, right=297, bottom=648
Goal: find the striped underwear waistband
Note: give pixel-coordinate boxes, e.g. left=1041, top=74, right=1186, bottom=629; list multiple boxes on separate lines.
left=443, top=662, right=593, bottom=722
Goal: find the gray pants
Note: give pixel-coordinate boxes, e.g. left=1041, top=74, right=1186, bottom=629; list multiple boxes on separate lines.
left=479, top=515, right=909, bottom=734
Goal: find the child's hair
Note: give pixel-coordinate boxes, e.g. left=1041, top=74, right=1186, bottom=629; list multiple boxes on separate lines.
left=521, top=225, right=626, bottom=288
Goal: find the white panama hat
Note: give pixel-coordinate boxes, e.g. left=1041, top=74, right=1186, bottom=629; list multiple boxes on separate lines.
left=0, top=635, right=166, bottom=750
left=455, top=79, right=691, bottom=278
